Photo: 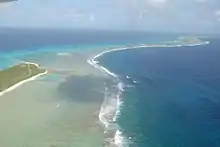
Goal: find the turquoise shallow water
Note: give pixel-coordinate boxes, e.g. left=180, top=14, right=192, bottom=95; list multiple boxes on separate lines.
left=0, top=46, right=106, bottom=147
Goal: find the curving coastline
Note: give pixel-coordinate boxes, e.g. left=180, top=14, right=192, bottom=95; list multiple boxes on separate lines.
left=0, top=62, right=47, bottom=96
left=87, top=38, right=210, bottom=147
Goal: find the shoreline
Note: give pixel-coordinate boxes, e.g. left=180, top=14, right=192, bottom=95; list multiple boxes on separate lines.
left=87, top=39, right=210, bottom=146
left=0, top=62, right=48, bottom=97
left=0, top=38, right=210, bottom=146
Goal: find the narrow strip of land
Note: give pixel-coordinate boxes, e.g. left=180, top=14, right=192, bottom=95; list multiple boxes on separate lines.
left=0, top=62, right=47, bottom=96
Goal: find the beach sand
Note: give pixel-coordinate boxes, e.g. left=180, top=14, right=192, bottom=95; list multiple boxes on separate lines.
left=0, top=49, right=108, bottom=147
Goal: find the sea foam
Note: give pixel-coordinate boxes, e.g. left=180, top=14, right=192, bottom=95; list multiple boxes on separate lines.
left=87, top=38, right=210, bottom=147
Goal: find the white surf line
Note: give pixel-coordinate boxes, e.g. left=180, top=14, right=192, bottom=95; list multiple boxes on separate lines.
left=22, top=61, right=40, bottom=67
left=88, top=40, right=210, bottom=65
left=0, top=62, right=48, bottom=97
left=87, top=40, right=210, bottom=78
left=87, top=40, right=210, bottom=147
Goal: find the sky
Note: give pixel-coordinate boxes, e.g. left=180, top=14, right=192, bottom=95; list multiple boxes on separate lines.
left=0, top=0, right=220, bottom=33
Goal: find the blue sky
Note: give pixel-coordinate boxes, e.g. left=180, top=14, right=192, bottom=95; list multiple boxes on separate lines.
left=0, top=0, right=220, bottom=33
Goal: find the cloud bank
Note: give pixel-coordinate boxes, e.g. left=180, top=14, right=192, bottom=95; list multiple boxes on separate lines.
left=0, top=0, right=219, bottom=33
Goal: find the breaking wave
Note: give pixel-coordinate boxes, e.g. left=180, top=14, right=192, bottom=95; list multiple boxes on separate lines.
left=87, top=40, right=210, bottom=147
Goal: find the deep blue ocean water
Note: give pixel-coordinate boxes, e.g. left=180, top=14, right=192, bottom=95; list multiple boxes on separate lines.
left=0, top=29, right=179, bottom=51
left=98, top=38, right=220, bottom=147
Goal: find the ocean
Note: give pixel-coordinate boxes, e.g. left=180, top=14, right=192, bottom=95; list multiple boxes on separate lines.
left=98, top=38, right=220, bottom=147
left=0, top=29, right=177, bottom=68
left=1, top=29, right=219, bottom=147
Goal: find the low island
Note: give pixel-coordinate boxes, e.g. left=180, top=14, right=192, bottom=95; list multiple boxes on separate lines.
left=164, top=37, right=209, bottom=46
left=0, top=62, right=47, bottom=95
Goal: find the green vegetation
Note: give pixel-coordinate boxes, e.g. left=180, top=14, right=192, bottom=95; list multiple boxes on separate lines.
left=177, top=37, right=203, bottom=43
left=164, top=37, right=207, bottom=46
left=0, top=63, right=46, bottom=92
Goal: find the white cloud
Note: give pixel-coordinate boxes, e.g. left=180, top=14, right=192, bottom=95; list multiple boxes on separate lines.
left=216, top=10, right=220, bottom=21
left=216, top=10, right=220, bottom=15
left=89, top=14, right=95, bottom=21
left=149, top=0, right=169, bottom=4
left=58, top=10, right=95, bottom=22
left=139, top=10, right=148, bottom=19
left=195, top=0, right=208, bottom=3
left=147, top=0, right=169, bottom=8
